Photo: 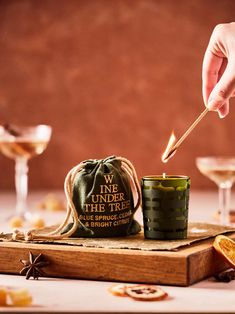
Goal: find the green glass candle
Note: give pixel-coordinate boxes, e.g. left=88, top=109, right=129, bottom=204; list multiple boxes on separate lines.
left=141, top=175, right=190, bottom=240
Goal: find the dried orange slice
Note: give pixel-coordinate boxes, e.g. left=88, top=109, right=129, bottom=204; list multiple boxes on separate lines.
left=0, top=287, right=7, bottom=306
left=108, top=284, right=127, bottom=297
left=9, top=216, right=24, bottom=229
left=8, top=288, right=32, bottom=306
left=125, top=285, right=168, bottom=301
left=108, top=284, right=135, bottom=297
left=213, top=235, right=235, bottom=268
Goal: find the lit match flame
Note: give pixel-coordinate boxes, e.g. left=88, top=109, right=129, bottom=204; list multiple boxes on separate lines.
left=161, top=131, right=176, bottom=163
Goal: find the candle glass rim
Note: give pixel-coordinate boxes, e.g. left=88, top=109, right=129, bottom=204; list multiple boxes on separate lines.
left=142, top=175, right=189, bottom=180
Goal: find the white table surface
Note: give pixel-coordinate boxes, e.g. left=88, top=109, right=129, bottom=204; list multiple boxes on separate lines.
left=0, top=190, right=235, bottom=313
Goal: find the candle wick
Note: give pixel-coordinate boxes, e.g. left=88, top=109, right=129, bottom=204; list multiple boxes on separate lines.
left=163, top=173, right=166, bottom=178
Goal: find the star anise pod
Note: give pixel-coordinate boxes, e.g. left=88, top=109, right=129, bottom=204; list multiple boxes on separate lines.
left=20, top=251, right=49, bottom=280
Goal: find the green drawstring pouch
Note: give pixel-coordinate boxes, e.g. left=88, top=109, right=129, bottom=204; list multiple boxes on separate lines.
left=63, top=156, right=141, bottom=237
left=11, top=156, right=141, bottom=241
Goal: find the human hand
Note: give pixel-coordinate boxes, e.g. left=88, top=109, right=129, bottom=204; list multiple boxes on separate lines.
left=202, top=22, right=235, bottom=118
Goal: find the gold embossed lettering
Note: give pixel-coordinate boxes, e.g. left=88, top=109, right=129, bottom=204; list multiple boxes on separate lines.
left=104, top=175, right=114, bottom=184
left=100, top=184, right=119, bottom=194
left=84, top=203, right=105, bottom=212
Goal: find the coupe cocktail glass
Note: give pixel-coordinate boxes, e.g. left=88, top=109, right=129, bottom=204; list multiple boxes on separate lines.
left=196, top=157, right=235, bottom=225
left=0, top=124, right=52, bottom=220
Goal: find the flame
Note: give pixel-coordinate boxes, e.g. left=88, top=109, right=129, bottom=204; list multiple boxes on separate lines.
left=161, top=131, right=176, bottom=163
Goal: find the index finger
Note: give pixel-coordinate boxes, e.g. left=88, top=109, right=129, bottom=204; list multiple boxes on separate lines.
left=202, top=48, right=223, bottom=105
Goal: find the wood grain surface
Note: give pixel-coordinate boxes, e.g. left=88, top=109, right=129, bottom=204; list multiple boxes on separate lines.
left=0, top=233, right=234, bottom=286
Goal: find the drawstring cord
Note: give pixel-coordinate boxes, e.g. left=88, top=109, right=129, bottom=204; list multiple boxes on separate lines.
left=12, top=157, right=141, bottom=241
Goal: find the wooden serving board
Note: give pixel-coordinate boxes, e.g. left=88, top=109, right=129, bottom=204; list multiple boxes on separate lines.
left=0, top=233, right=234, bottom=286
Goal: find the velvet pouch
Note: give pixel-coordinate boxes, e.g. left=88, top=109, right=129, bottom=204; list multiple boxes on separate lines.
left=12, top=156, right=141, bottom=241
left=63, top=156, right=141, bottom=237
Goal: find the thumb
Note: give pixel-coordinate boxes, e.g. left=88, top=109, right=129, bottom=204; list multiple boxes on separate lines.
left=217, top=100, right=229, bottom=119
left=207, top=60, right=235, bottom=114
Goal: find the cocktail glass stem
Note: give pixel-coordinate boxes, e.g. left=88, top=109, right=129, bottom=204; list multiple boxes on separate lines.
left=15, top=157, right=30, bottom=219
left=218, top=183, right=232, bottom=225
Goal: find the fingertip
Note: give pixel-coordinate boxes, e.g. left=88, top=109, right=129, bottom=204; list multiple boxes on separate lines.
left=218, top=111, right=226, bottom=119
left=207, top=98, right=221, bottom=111
left=218, top=102, right=229, bottom=118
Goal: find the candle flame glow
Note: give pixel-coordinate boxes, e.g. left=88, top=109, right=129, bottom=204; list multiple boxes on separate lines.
left=163, top=172, right=166, bottom=178
left=161, top=131, right=176, bottom=163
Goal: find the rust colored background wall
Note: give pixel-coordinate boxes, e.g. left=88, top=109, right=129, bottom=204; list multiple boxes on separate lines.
left=0, top=0, right=235, bottom=191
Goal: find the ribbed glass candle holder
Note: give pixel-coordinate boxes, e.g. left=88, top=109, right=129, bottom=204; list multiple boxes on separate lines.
left=141, top=175, right=190, bottom=240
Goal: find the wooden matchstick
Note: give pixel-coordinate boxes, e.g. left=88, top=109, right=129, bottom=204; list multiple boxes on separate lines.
left=163, top=107, right=209, bottom=162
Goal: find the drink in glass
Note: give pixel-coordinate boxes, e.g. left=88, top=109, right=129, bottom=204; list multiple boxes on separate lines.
left=0, top=124, right=52, bottom=220
left=196, top=157, right=235, bottom=225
